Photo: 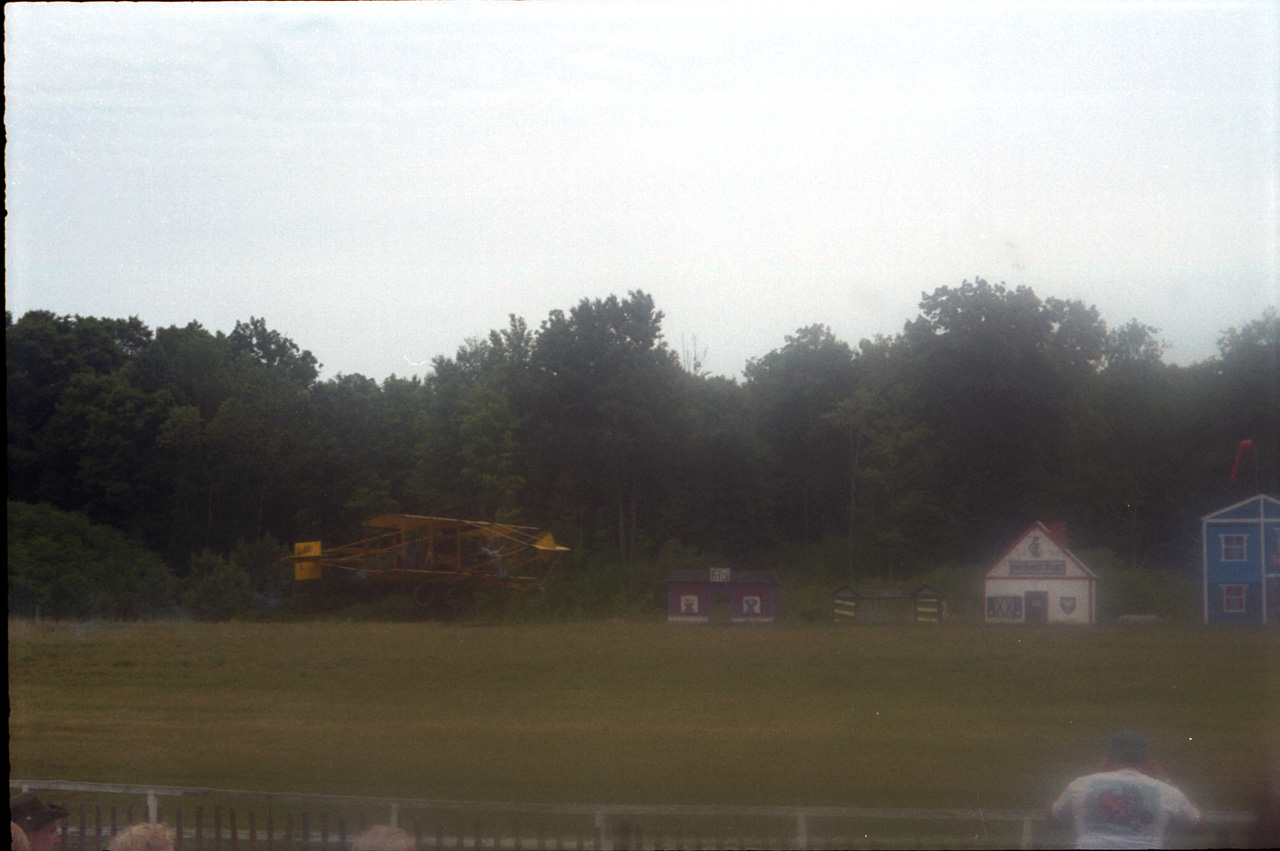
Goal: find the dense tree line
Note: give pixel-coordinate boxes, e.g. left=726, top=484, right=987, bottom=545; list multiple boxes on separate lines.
left=7, top=282, right=1278, bottom=618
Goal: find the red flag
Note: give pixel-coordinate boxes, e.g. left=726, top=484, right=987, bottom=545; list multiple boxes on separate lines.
left=1229, top=439, right=1254, bottom=482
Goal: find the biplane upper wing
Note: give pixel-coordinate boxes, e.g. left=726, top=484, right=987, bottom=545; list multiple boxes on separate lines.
left=361, top=515, right=569, bottom=550
left=362, top=514, right=477, bottom=531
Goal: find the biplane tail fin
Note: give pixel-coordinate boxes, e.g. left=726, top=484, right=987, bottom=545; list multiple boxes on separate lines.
left=293, top=541, right=323, bottom=580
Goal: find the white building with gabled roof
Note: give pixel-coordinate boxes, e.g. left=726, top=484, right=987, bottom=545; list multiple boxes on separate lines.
left=983, top=521, right=1096, bottom=624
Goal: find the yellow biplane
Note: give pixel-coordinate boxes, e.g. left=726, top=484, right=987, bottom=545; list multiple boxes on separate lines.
left=283, top=514, right=567, bottom=600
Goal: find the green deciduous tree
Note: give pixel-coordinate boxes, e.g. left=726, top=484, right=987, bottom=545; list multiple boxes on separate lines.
left=657, top=372, right=771, bottom=557
left=900, top=279, right=1106, bottom=557
left=7, top=312, right=153, bottom=502
left=35, top=373, right=176, bottom=533
left=455, top=382, right=526, bottom=520
left=1200, top=308, right=1280, bottom=502
left=8, top=501, right=176, bottom=618
left=826, top=334, right=944, bottom=579
left=745, top=324, right=857, bottom=544
left=529, top=291, right=683, bottom=563
left=181, top=549, right=254, bottom=621
left=228, top=317, right=321, bottom=387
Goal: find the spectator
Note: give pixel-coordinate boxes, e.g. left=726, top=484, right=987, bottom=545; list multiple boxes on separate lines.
left=9, top=794, right=67, bottom=851
left=349, top=825, right=416, bottom=851
left=12, top=822, right=31, bottom=851
left=1050, top=731, right=1202, bottom=849
left=108, top=823, right=175, bottom=851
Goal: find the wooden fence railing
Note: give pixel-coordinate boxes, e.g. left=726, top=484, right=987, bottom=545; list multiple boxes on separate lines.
left=10, top=780, right=1253, bottom=850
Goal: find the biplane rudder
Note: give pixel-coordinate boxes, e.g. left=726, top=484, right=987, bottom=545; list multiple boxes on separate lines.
left=293, top=541, right=323, bottom=580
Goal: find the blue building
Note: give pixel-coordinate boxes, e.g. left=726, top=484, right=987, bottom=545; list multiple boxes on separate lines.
left=1201, top=494, right=1280, bottom=624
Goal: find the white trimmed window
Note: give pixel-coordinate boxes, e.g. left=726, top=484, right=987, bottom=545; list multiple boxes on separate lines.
left=1221, top=534, right=1247, bottom=561
left=1222, top=584, right=1247, bottom=613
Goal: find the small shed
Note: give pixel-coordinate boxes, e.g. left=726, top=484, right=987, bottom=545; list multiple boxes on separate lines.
left=666, top=568, right=779, bottom=623
left=983, top=522, right=1096, bottom=625
left=1202, top=494, right=1280, bottom=625
left=853, top=589, right=907, bottom=623
left=832, top=585, right=859, bottom=621
left=913, top=585, right=945, bottom=622
left=831, top=585, right=946, bottom=623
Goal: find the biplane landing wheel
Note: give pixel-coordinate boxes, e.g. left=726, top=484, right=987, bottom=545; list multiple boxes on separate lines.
left=412, top=585, right=439, bottom=608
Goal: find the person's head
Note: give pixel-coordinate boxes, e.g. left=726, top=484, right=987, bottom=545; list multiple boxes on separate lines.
left=349, top=825, right=416, bottom=851
left=1102, top=730, right=1164, bottom=777
left=1107, top=730, right=1150, bottom=765
left=9, top=794, right=67, bottom=851
left=107, top=823, right=175, bottom=851
left=12, top=821, right=32, bottom=851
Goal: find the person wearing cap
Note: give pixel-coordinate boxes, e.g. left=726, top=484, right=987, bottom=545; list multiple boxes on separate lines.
left=9, top=794, right=68, bottom=851
left=1050, top=731, right=1203, bottom=849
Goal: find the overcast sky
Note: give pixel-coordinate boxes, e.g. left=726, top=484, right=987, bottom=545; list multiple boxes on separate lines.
left=5, top=1, right=1277, bottom=380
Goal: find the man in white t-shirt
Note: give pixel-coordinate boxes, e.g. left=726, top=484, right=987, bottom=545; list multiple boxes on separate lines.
left=1050, top=731, right=1203, bottom=850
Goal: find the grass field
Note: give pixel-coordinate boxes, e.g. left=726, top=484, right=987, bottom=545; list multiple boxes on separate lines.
left=8, top=619, right=1279, bottom=815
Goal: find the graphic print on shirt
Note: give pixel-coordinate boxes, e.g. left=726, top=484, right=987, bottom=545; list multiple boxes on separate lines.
left=1084, top=779, right=1158, bottom=838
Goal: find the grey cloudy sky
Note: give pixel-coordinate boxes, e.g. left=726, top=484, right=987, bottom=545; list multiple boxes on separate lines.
left=5, top=1, right=1277, bottom=380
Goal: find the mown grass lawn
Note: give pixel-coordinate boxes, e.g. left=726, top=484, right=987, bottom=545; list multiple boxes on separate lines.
left=8, top=619, right=1278, bottom=812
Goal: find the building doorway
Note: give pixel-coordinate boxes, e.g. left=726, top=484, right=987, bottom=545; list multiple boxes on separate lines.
left=1025, top=591, right=1049, bottom=624
left=709, top=589, right=732, bottom=623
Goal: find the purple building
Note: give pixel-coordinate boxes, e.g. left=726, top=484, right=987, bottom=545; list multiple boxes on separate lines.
left=666, top=568, right=780, bottom=623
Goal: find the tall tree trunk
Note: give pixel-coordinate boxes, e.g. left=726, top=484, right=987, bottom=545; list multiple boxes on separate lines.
left=618, top=481, right=628, bottom=566
left=629, top=487, right=638, bottom=567
left=205, top=482, right=216, bottom=550
left=257, top=480, right=267, bottom=539
left=848, top=426, right=860, bottom=583
left=802, top=431, right=814, bottom=544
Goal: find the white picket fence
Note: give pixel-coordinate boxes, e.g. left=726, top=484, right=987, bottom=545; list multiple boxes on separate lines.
left=9, top=780, right=1252, bottom=850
